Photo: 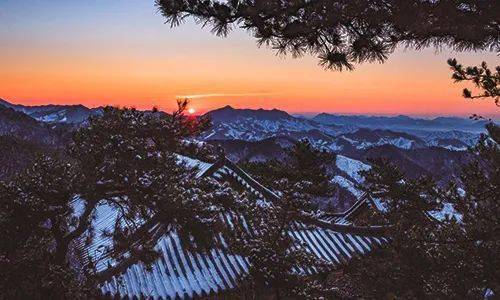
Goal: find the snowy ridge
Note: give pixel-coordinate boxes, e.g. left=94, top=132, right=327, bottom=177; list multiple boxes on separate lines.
left=341, top=136, right=416, bottom=150
left=201, top=116, right=341, bottom=141
left=0, top=98, right=100, bottom=124
left=335, top=155, right=371, bottom=184
left=330, top=155, right=371, bottom=200
left=202, top=106, right=481, bottom=151
left=332, top=175, right=363, bottom=199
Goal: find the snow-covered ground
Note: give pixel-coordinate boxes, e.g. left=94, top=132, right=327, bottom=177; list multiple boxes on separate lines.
left=332, top=175, right=363, bottom=198
left=335, top=155, right=371, bottom=183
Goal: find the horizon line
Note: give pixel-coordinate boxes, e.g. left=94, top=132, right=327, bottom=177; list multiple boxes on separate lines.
left=2, top=97, right=498, bottom=120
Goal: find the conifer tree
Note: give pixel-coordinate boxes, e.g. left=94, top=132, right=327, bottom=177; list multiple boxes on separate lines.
left=228, top=179, right=335, bottom=299
left=241, top=139, right=334, bottom=199
left=448, top=58, right=500, bottom=106
left=0, top=157, right=90, bottom=298
left=0, top=100, right=240, bottom=298
left=157, top=0, right=500, bottom=105
left=341, top=122, right=499, bottom=298
left=157, top=0, right=499, bottom=71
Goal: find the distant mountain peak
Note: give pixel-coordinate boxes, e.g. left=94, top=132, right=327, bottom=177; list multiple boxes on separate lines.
left=201, top=105, right=344, bottom=142
left=0, top=98, right=100, bottom=124
left=313, top=112, right=488, bottom=133
left=206, top=106, right=292, bottom=122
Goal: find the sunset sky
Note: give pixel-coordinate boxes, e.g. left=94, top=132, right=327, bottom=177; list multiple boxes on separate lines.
left=1, top=0, right=499, bottom=118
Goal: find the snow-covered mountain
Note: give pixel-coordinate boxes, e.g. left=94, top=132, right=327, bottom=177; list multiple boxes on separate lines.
left=335, top=155, right=371, bottom=183
left=0, top=98, right=101, bottom=124
left=313, top=113, right=487, bottom=149
left=331, top=155, right=371, bottom=199
left=201, top=105, right=345, bottom=141
left=410, top=130, right=480, bottom=150
left=202, top=106, right=483, bottom=151
left=0, top=99, right=483, bottom=151
left=313, top=113, right=489, bottom=133
left=0, top=99, right=480, bottom=201
left=338, top=128, right=427, bottom=150
left=0, top=104, right=64, bottom=146
left=0, top=98, right=484, bottom=154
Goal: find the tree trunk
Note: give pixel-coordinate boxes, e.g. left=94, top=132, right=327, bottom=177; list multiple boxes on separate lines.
left=54, top=239, right=69, bottom=266
left=275, top=288, right=281, bottom=300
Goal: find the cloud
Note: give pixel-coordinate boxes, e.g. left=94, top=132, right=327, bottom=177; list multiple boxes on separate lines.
left=175, top=92, right=275, bottom=99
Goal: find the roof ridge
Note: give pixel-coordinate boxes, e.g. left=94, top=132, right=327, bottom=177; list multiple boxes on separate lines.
left=220, top=157, right=281, bottom=201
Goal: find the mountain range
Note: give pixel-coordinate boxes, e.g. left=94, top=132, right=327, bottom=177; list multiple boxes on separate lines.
left=0, top=98, right=101, bottom=124
left=313, top=113, right=489, bottom=133
left=201, top=105, right=345, bottom=141
left=0, top=98, right=487, bottom=196
left=198, top=105, right=481, bottom=197
left=201, top=105, right=484, bottom=151
left=0, top=99, right=486, bottom=149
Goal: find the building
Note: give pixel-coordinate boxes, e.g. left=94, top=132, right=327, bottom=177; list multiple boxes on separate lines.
left=82, top=154, right=387, bottom=299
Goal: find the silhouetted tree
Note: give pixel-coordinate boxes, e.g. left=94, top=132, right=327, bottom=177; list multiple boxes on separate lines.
left=241, top=139, right=334, bottom=199
left=0, top=100, right=240, bottom=298
left=448, top=58, right=500, bottom=106
left=228, top=179, right=334, bottom=299
left=157, top=0, right=499, bottom=71
left=157, top=0, right=500, bottom=107
left=342, top=123, right=499, bottom=298
left=0, top=157, right=89, bottom=299
left=70, top=101, right=240, bottom=271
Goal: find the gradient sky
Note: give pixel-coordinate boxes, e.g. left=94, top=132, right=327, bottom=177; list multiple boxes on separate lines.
left=1, top=0, right=499, bottom=117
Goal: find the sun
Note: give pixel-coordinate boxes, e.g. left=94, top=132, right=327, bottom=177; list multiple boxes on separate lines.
left=188, top=108, right=196, bottom=114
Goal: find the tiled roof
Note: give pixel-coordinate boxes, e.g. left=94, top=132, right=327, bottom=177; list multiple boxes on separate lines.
left=90, top=155, right=387, bottom=299
left=100, top=226, right=386, bottom=299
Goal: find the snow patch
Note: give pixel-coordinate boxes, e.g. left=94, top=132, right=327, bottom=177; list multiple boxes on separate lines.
left=332, top=175, right=363, bottom=198
left=335, top=155, right=371, bottom=183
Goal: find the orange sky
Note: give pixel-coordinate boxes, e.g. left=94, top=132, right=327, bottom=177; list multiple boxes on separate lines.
left=1, top=1, right=498, bottom=118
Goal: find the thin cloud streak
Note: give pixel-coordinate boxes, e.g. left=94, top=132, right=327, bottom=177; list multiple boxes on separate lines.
left=175, top=92, right=276, bottom=99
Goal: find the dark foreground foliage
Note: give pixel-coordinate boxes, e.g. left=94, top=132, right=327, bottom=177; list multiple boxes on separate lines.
left=227, top=179, right=335, bottom=299
left=241, top=139, right=335, bottom=200
left=157, top=0, right=499, bottom=71
left=341, top=123, right=499, bottom=299
left=0, top=101, right=241, bottom=298
left=158, top=0, right=500, bottom=106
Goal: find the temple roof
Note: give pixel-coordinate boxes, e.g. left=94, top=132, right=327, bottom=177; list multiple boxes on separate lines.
left=86, top=154, right=387, bottom=299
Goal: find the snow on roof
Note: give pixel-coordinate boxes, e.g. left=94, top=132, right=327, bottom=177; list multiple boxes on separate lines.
left=335, top=155, right=371, bottom=184
left=332, top=175, right=364, bottom=199
left=90, top=154, right=388, bottom=299
left=100, top=220, right=387, bottom=299
left=175, top=154, right=214, bottom=178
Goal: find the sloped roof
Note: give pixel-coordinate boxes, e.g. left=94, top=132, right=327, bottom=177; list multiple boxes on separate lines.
left=319, top=193, right=373, bottom=224
left=100, top=226, right=386, bottom=299
left=91, top=154, right=387, bottom=299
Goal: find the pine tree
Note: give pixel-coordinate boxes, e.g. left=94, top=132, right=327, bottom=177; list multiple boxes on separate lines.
left=448, top=58, right=499, bottom=106
left=241, top=139, right=335, bottom=200
left=451, top=123, right=500, bottom=296
left=227, top=179, right=335, bottom=299
left=67, top=101, right=240, bottom=267
left=157, top=0, right=500, bottom=106
left=157, top=0, right=499, bottom=71
left=0, top=100, right=241, bottom=298
left=0, top=157, right=90, bottom=298
left=341, top=123, right=499, bottom=298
